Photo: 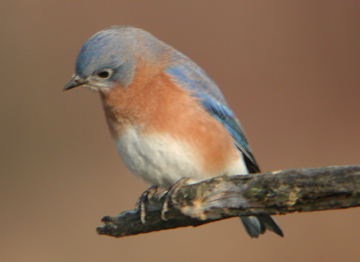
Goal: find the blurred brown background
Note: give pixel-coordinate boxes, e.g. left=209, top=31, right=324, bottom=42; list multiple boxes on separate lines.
left=1, top=1, right=360, bottom=261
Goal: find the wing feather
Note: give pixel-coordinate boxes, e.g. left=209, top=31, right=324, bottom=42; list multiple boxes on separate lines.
left=165, top=52, right=260, bottom=173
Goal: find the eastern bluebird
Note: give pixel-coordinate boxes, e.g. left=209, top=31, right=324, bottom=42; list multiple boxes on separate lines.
left=64, top=26, right=283, bottom=238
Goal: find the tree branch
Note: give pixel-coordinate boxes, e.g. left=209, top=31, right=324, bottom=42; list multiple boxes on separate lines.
left=96, top=165, right=360, bottom=238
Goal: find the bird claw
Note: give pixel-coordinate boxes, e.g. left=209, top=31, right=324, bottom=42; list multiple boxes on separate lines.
left=135, top=185, right=158, bottom=224
left=161, top=178, right=190, bottom=221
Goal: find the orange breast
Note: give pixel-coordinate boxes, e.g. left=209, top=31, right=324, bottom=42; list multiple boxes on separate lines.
left=100, top=68, right=243, bottom=178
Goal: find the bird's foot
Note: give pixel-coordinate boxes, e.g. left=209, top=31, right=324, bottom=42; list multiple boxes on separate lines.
left=135, top=185, right=158, bottom=224
left=161, top=178, right=190, bottom=221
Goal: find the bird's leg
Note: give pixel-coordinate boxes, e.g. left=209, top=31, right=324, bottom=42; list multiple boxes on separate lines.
left=135, top=185, right=158, bottom=224
left=161, top=178, right=190, bottom=221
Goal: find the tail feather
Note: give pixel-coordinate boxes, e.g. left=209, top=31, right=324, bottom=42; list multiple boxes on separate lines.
left=240, top=215, right=283, bottom=238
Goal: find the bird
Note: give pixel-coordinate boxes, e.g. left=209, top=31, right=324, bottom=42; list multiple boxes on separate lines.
left=64, top=25, right=283, bottom=238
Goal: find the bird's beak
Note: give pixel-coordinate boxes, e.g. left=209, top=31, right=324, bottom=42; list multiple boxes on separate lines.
left=63, top=75, right=88, bottom=91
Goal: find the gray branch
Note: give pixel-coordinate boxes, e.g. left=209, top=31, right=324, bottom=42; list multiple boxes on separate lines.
left=96, top=165, right=360, bottom=238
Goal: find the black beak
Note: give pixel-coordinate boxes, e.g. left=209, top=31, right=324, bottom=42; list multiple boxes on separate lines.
left=63, top=75, right=88, bottom=91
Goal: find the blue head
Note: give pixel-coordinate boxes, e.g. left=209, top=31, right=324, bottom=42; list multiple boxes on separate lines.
left=64, top=26, right=168, bottom=92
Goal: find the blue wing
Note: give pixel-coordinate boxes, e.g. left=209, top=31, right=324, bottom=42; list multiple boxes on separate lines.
left=165, top=52, right=260, bottom=173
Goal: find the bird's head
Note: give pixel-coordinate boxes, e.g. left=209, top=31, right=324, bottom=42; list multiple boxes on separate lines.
left=64, top=26, right=168, bottom=93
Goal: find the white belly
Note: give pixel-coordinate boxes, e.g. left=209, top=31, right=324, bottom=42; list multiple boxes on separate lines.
left=114, top=126, right=206, bottom=188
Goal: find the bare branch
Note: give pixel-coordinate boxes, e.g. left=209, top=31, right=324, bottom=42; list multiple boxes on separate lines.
left=97, top=165, right=360, bottom=238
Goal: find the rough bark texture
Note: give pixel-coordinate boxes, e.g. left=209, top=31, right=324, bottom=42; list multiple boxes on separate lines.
left=97, top=165, right=360, bottom=238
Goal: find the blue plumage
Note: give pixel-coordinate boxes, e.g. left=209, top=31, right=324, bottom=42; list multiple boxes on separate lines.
left=165, top=53, right=259, bottom=172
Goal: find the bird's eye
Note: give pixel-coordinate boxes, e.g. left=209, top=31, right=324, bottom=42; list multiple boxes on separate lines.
left=96, top=69, right=112, bottom=79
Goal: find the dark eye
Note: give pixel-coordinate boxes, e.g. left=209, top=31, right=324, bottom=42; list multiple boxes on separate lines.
left=96, top=69, right=111, bottom=79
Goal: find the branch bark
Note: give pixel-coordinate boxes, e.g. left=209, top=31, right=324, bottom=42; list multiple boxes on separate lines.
left=96, top=165, right=360, bottom=238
